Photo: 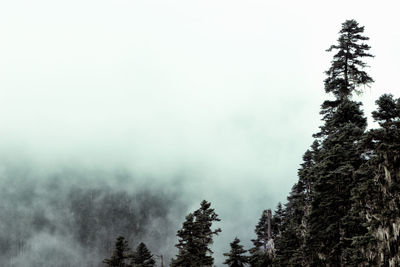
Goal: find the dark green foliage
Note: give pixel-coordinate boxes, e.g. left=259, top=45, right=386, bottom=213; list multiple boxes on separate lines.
left=171, top=200, right=221, bottom=267
left=350, top=94, right=400, bottom=265
left=170, top=214, right=197, bottom=267
left=250, top=210, right=270, bottom=250
left=324, top=19, right=374, bottom=99
left=103, top=236, right=131, bottom=267
left=248, top=250, right=272, bottom=267
left=274, top=184, right=305, bottom=267
left=271, top=203, right=284, bottom=240
left=223, top=237, right=249, bottom=267
left=298, top=142, right=319, bottom=202
left=299, top=20, right=372, bottom=265
left=131, top=242, right=156, bottom=267
left=306, top=99, right=367, bottom=265
left=296, top=142, right=320, bottom=266
left=249, top=210, right=274, bottom=266
left=192, top=200, right=222, bottom=263
left=273, top=142, right=321, bottom=266
left=372, top=94, right=400, bottom=125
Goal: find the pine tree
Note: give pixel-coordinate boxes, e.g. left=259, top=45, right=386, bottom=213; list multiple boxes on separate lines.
left=271, top=203, right=284, bottom=241
left=307, top=98, right=368, bottom=265
left=273, top=183, right=305, bottom=267
left=103, top=236, right=131, bottom=267
left=223, top=237, right=249, bottom=267
left=192, top=200, right=222, bottom=266
left=171, top=200, right=221, bottom=267
left=351, top=94, right=400, bottom=265
left=305, top=19, right=373, bottom=266
left=251, top=210, right=269, bottom=250
left=170, top=213, right=198, bottom=267
left=324, top=19, right=374, bottom=99
left=249, top=210, right=274, bottom=266
left=131, top=242, right=156, bottom=267
left=273, top=143, right=320, bottom=266
left=296, top=142, right=320, bottom=266
left=298, top=140, right=320, bottom=209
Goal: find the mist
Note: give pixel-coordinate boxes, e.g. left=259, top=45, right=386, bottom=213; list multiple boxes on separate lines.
left=1, top=0, right=400, bottom=266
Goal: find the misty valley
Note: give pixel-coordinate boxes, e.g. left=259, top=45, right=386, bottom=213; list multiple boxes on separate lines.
left=1, top=6, right=400, bottom=267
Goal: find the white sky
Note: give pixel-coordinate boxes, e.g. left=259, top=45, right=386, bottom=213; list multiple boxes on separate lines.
left=1, top=0, right=400, bottom=264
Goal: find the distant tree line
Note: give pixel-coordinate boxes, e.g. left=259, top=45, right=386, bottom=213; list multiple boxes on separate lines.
left=104, top=19, right=400, bottom=266
left=103, top=236, right=156, bottom=267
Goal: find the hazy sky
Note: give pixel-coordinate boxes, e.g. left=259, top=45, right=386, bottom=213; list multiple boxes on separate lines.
left=1, top=0, right=400, bottom=265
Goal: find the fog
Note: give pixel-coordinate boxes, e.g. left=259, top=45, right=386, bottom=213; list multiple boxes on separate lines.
left=0, top=0, right=399, bottom=266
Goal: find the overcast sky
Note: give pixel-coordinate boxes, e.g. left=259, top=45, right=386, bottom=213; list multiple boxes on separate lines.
left=1, top=0, right=400, bottom=265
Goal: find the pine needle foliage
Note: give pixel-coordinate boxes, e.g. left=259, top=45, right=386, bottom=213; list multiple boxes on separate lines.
left=324, top=19, right=374, bottom=99
left=171, top=200, right=221, bottom=267
left=103, top=236, right=131, bottom=267
left=351, top=94, right=400, bottom=265
left=131, top=242, right=156, bottom=267
left=223, top=237, right=249, bottom=267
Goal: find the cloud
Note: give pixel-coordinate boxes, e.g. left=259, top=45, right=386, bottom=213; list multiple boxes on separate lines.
left=0, top=0, right=399, bottom=265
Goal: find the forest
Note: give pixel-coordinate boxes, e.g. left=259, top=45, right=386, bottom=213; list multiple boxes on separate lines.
left=101, top=20, right=400, bottom=267
left=1, top=9, right=399, bottom=266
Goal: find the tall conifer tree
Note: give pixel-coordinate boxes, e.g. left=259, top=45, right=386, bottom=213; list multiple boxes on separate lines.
left=273, top=142, right=319, bottom=266
left=131, top=242, right=156, bottom=267
left=103, top=236, right=131, bottom=267
left=273, top=184, right=303, bottom=266
left=223, top=237, right=249, bottom=267
left=171, top=200, right=221, bottom=267
left=249, top=210, right=274, bottom=266
left=324, top=19, right=374, bottom=99
left=305, top=19, right=373, bottom=265
left=351, top=94, right=400, bottom=265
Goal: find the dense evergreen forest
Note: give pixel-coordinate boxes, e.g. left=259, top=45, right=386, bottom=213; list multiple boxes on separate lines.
left=103, top=20, right=400, bottom=266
